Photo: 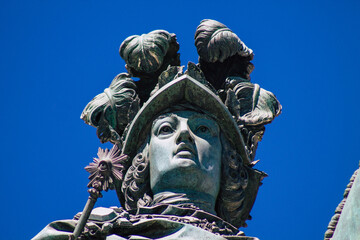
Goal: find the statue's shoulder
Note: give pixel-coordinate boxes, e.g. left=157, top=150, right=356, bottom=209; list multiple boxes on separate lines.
left=33, top=206, right=259, bottom=240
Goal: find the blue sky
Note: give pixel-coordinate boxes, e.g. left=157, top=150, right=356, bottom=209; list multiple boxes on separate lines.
left=1, top=0, right=360, bottom=239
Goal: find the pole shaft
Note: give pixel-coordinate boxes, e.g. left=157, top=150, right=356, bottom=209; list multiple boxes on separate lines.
left=72, top=196, right=96, bottom=239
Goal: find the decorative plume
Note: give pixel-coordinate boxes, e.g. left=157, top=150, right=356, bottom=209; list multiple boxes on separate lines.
left=120, top=30, right=173, bottom=74
left=194, top=19, right=254, bottom=90
left=119, top=30, right=180, bottom=103
left=195, top=19, right=253, bottom=63
left=225, top=79, right=282, bottom=126
left=80, top=73, right=140, bottom=145
left=224, top=77, right=282, bottom=162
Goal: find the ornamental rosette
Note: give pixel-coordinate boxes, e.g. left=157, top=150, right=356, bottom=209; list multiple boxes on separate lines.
left=85, top=145, right=127, bottom=192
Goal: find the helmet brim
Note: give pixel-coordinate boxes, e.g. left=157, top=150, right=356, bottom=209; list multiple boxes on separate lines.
left=122, top=75, right=250, bottom=165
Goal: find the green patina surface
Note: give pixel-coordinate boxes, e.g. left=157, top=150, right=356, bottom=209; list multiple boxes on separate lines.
left=34, top=19, right=282, bottom=240
left=332, top=171, right=360, bottom=240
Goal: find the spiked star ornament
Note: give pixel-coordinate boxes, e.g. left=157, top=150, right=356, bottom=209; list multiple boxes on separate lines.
left=71, top=145, right=128, bottom=239
left=85, top=145, right=126, bottom=193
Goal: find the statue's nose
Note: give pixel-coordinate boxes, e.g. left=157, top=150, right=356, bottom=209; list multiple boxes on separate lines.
left=176, top=124, right=195, bottom=144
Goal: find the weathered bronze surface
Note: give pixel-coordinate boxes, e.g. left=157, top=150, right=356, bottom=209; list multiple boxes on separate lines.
left=324, top=164, right=360, bottom=240
left=33, top=19, right=281, bottom=240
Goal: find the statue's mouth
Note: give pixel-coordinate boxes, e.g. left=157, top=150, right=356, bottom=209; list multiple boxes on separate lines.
left=175, top=143, right=196, bottom=158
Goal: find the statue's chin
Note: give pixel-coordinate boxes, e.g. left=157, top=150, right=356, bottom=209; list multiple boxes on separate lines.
left=151, top=164, right=219, bottom=200
left=173, top=157, right=198, bottom=168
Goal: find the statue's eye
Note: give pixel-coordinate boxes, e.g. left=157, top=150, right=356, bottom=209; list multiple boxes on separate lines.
left=197, top=126, right=209, bottom=133
left=159, top=125, right=173, bottom=135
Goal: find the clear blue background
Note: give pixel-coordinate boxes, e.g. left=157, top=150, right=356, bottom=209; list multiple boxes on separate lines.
left=1, top=1, right=360, bottom=239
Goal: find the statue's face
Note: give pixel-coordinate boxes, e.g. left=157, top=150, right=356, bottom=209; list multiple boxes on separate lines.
left=149, top=110, right=222, bottom=199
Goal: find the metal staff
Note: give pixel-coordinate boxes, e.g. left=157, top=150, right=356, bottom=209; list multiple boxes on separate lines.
left=71, top=145, right=127, bottom=239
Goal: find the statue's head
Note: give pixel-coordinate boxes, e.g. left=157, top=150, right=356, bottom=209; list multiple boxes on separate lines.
left=117, top=75, right=264, bottom=228
left=80, top=20, right=281, bottom=229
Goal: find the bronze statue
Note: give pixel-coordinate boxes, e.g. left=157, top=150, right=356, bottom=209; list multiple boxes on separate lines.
left=33, top=19, right=281, bottom=240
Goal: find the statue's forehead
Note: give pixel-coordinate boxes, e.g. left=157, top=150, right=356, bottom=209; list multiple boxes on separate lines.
left=153, top=110, right=217, bottom=123
left=151, top=110, right=220, bottom=132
